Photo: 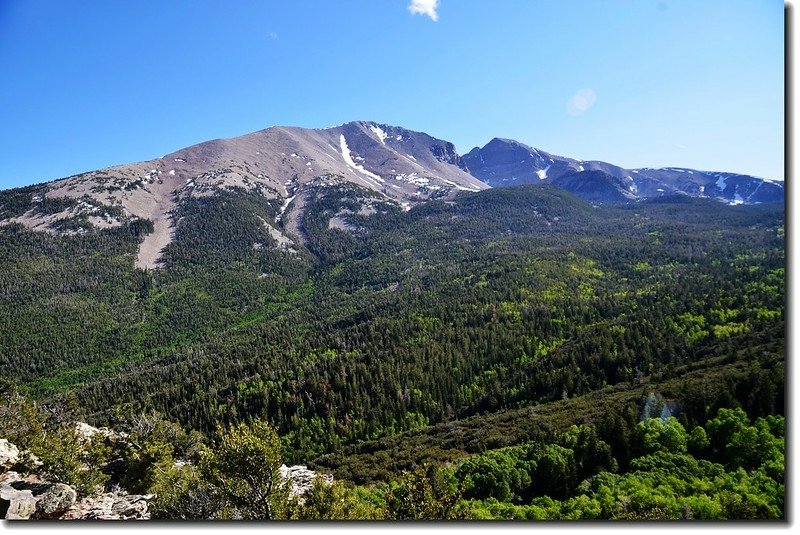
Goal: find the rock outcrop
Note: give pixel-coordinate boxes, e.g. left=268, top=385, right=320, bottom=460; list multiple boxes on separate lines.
left=60, top=487, right=152, bottom=520
left=1, top=471, right=79, bottom=520
left=279, top=464, right=333, bottom=497
left=0, top=439, right=20, bottom=470
left=0, top=438, right=151, bottom=520
left=74, top=421, right=128, bottom=442
left=2, top=436, right=326, bottom=519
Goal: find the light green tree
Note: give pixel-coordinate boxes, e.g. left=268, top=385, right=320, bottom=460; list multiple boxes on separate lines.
left=384, top=465, right=466, bottom=520
left=290, top=477, right=381, bottom=520
left=201, top=419, right=289, bottom=519
left=634, top=417, right=687, bottom=455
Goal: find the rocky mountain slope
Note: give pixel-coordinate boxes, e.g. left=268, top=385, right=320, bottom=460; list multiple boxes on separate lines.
left=463, top=138, right=784, bottom=205
left=0, top=121, right=487, bottom=269
left=0, top=122, right=783, bottom=270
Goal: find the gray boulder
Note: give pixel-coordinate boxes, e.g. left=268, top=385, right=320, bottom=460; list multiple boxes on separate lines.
left=34, top=483, right=77, bottom=519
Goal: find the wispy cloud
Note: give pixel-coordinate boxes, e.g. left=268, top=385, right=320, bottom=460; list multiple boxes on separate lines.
left=408, top=0, right=439, bottom=22
left=268, top=31, right=279, bottom=40
left=566, top=88, right=596, bottom=116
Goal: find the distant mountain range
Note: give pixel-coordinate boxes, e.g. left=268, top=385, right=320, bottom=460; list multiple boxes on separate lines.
left=463, top=137, right=784, bottom=205
left=0, top=121, right=784, bottom=268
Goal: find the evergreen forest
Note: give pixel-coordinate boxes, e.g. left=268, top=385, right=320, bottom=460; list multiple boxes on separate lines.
left=0, top=183, right=785, bottom=520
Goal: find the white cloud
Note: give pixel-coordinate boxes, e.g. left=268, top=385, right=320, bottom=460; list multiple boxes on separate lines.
left=268, top=31, right=279, bottom=40
left=566, top=88, right=596, bottom=116
left=408, top=0, right=439, bottom=22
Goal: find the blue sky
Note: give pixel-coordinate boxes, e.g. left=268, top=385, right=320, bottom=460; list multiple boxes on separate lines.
left=0, top=0, right=785, bottom=190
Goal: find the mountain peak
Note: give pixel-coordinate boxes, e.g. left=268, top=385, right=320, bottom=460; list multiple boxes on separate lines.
left=0, top=121, right=488, bottom=270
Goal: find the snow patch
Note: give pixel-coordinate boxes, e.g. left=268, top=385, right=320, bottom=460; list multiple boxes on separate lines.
left=716, top=175, right=728, bottom=192
left=395, top=172, right=429, bottom=186
left=536, top=165, right=551, bottom=180
left=339, top=134, right=384, bottom=184
left=441, top=178, right=481, bottom=192
left=276, top=195, right=296, bottom=223
left=369, top=124, right=388, bottom=145
left=169, top=169, right=176, bottom=176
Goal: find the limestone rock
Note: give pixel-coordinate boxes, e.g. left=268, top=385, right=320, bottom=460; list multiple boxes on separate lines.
left=279, top=464, right=333, bottom=497
left=74, top=421, right=128, bottom=442
left=0, top=439, right=20, bottom=470
left=1, top=480, right=37, bottom=520
left=34, top=483, right=77, bottom=519
left=0, top=432, right=151, bottom=520
left=0, top=468, right=150, bottom=520
left=61, top=488, right=152, bottom=520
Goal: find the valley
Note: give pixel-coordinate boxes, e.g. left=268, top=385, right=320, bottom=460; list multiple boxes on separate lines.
left=0, top=122, right=785, bottom=520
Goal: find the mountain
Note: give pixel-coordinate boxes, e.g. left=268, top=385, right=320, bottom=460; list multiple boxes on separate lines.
left=463, top=138, right=784, bottom=205
left=0, top=121, right=487, bottom=269
left=0, top=121, right=786, bottom=272
left=550, top=170, right=636, bottom=204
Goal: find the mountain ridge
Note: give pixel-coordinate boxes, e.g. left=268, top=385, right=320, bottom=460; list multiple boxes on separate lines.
left=0, top=120, right=784, bottom=269
left=463, top=137, right=783, bottom=205
left=0, top=121, right=488, bottom=268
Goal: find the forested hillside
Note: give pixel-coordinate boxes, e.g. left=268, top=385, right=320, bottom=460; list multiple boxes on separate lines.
left=0, top=182, right=784, bottom=520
